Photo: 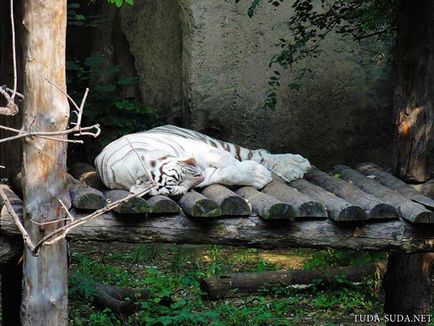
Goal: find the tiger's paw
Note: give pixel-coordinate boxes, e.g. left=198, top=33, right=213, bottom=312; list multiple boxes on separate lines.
left=263, top=153, right=311, bottom=181
left=236, top=160, right=273, bottom=189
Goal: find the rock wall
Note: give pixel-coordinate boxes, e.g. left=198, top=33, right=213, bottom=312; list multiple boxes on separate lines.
left=117, top=0, right=393, bottom=169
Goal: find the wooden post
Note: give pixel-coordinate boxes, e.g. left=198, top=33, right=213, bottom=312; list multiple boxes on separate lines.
left=393, top=0, right=434, bottom=182
left=383, top=253, right=433, bottom=326
left=20, top=0, right=70, bottom=324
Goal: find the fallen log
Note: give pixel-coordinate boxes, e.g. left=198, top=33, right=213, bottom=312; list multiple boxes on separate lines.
left=200, top=262, right=386, bottom=300
left=263, top=181, right=327, bottom=219
left=357, top=163, right=434, bottom=209
left=146, top=195, right=181, bottom=214
left=305, top=168, right=398, bottom=220
left=236, top=186, right=295, bottom=220
left=333, top=165, right=434, bottom=224
left=105, top=190, right=150, bottom=214
left=290, top=179, right=367, bottom=222
left=201, top=184, right=251, bottom=216
left=1, top=207, right=433, bottom=252
left=69, top=162, right=106, bottom=191
left=68, top=177, right=106, bottom=210
left=179, top=190, right=222, bottom=217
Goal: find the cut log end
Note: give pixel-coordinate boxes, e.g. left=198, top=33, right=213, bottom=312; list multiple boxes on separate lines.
left=298, top=201, right=328, bottom=218
left=105, top=190, right=150, bottom=214
left=337, top=206, right=368, bottom=222
left=264, top=203, right=295, bottom=220
left=179, top=191, right=222, bottom=217
left=220, top=196, right=251, bottom=216
left=369, top=203, right=400, bottom=220
left=146, top=195, right=181, bottom=214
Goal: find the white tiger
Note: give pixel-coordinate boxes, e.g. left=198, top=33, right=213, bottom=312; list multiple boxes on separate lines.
left=95, top=125, right=311, bottom=196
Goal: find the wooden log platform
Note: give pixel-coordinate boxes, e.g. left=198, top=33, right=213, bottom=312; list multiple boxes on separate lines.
left=2, top=161, right=434, bottom=256
left=290, top=179, right=368, bottom=222
left=1, top=208, right=433, bottom=253
left=69, top=162, right=107, bottom=191
left=263, top=181, right=327, bottom=219
left=305, top=168, right=398, bottom=220
left=236, top=187, right=295, bottom=220
left=333, top=165, right=434, bottom=223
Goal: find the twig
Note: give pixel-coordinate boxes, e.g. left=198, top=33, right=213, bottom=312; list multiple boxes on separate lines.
left=10, top=0, right=17, bottom=101
left=125, top=136, right=154, bottom=184
left=0, top=187, right=35, bottom=252
left=31, top=185, right=154, bottom=255
left=0, top=81, right=100, bottom=144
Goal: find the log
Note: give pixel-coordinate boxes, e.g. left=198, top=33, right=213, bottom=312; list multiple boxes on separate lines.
left=1, top=208, right=434, bottom=252
left=93, top=283, right=149, bottom=315
left=236, top=186, right=295, bottom=220
left=263, top=181, right=327, bottom=219
left=411, top=180, right=434, bottom=199
left=305, top=168, right=398, bottom=220
left=357, top=162, right=434, bottom=209
left=146, top=195, right=181, bottom=214
left=179, top=190, right=222, bottom=217
left=105, top=190, right=150, bottom=214
left=333, top=165, right=434, bottom=223
left=290, top=179, right=368, bottom=222
left=201, top=184, right=251, bottom=216
left=68, top=177, right=106, bottom=210
left=200, top=262, right=386, bottom=300
left=69, top=162, right=106, bottom=191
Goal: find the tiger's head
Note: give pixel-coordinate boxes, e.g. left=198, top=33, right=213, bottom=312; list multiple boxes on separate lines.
left=129, top=156, right=204, bottom=196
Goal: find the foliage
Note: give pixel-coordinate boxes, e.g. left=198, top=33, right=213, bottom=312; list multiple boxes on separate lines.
left=69, top=244, right=384, bottom=325
left=240, top=0, right=397, bottom=108
left=107, top=0, right=134, bottom=8
left=66, top=54, right=160, bottom=157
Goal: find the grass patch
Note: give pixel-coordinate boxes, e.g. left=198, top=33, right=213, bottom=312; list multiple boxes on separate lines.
left=68, top=243, right=386, bottom=325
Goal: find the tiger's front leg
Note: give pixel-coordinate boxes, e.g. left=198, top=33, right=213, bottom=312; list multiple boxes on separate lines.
left=197, top=161, right=272, bottom=189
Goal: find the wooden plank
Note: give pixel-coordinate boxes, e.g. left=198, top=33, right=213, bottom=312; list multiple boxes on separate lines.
left=69, top=162, right=106, bottom=191
left=357, top=162, right=434, bottom=209
left=179, top=190, right=222, bottom=218
left=290, top=179, right=367, bottom=222
left=201, top=184, right=251, bottom=216
left=263, top=181, right=327, bottom=219
left=305, top=168, right=398, bottom=220
left=236, top=186, right=295, bottom=220
left=333, top=165, right=434, bottom=223
left=146, top=195, right=181, bottom=214
left=2, top=209, right=432, bottom=253
left=68, top=178, right=106, bottom=210
left=105, top=190, right=150, bottom=214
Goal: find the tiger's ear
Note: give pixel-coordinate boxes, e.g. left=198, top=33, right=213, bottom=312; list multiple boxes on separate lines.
left=179, top=157, right=197, bottom=167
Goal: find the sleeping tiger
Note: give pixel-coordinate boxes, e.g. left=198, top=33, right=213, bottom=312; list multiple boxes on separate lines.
left=95, top=125, right=311, bottom=196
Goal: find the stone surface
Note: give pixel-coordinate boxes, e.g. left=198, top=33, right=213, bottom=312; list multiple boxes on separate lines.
left=109, top=1, right=392, bottom=169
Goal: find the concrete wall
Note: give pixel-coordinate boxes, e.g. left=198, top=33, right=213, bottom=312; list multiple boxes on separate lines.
left=118, top=0, right=393, bottom=169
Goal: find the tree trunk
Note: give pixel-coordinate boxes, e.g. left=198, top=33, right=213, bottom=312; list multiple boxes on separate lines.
left=20, top=1, right=70, bottom=325
left=383, top=253, right=434, bottom=326
left=393, top=0, right=434, bottom=182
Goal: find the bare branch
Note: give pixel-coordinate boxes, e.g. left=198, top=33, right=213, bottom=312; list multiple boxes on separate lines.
left=31, top=185, right=155, bottom=255
left=0, top=187, right=35, bottom=252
